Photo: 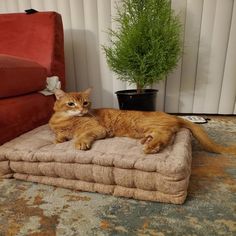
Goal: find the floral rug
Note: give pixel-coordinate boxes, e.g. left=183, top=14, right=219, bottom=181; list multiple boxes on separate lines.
left=0, top=117, right=235, bottom=236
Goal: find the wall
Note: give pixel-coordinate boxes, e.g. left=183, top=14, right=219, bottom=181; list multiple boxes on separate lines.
left=0, top=0, right=235, bottom=114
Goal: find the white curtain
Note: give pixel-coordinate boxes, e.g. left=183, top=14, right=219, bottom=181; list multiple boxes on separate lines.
left=0, top=0, right=235, bottom=114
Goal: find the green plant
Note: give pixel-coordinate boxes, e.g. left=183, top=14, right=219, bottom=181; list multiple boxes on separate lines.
left=103, top=0, right=182, bottom=93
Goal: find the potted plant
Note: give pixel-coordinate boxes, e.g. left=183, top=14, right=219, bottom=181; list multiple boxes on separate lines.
left=103, top=0, right=182, bottom=111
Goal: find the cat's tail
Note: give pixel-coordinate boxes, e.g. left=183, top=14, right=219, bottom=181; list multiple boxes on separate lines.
left=178, top=117, right=236, bottom=155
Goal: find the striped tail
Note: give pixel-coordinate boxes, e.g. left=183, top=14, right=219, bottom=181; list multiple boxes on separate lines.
left=178, top=118, right=236, bottom=155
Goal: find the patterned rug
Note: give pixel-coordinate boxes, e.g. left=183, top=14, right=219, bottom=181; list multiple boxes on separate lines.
left=0, top=117, right=236, bottom=236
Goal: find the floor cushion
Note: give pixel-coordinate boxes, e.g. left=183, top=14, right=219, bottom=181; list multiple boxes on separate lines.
left=0, top=125, right=192, bottom=204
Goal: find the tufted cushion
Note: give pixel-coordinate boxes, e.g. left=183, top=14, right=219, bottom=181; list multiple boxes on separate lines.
left=0, top=54, right=47, bottom=98
left=0, top=125, right=192, bottom=204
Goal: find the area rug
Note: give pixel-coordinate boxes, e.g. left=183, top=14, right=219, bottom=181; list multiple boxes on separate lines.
left=0, top=117, right=235, bottom=236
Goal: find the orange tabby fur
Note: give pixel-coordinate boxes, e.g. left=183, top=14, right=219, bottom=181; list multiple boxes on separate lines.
left=49, top=89, right=236, bottom=155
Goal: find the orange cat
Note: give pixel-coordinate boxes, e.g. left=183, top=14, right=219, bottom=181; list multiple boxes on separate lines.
left=49, top=89, right=236, bottom=155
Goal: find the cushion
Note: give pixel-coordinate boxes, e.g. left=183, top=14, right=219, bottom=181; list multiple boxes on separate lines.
left=0, top=12, right=65, bottom=89
left=0, top=54, right=47, bottom=98
left=0, top=93, right=54, bottom=145
left=0, top=125, right=192, bottom=204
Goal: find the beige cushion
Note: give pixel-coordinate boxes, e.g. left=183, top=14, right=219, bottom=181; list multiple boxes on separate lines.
left=0, top=125, right=192, bottom=204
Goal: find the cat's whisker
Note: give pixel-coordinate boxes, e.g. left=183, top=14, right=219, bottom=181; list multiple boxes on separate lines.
left=88, top=111, right=96, bottom=118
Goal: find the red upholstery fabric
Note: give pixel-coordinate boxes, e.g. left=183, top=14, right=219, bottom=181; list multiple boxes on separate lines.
left=0, top=93, right=55, bottom=145
left=0, top=54, right=47, bottom=98
left=0, top=12, right=65, bottom=145
left=0, top=12, right=65, bottom=88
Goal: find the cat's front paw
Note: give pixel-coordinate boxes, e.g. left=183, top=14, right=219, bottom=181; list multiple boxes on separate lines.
left=75, top=139, right=92, bottom=150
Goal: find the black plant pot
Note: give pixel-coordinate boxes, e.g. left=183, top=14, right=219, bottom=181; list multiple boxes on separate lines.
left=115, top=89, right=158, bottom=111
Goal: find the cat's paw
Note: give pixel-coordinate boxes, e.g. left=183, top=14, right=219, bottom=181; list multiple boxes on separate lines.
left=140, top=134, right=153, bottom=144
left=143, top=144, right=161, bottom=154
left=142, top=136, right=162, bottom=154
left=75, top=140, right=91, bottom=150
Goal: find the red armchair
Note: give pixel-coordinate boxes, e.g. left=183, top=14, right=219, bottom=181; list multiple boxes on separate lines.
left=0, top=12, right=65, bottom=145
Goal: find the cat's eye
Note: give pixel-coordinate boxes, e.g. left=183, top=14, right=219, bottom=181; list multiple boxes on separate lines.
left=83, top=101, right=89, bottom=107
left=67, top=102, right=75, bottom=107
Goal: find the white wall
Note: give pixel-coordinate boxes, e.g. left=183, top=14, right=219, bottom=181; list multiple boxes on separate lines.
left=0, top=0, right=235, bottom=114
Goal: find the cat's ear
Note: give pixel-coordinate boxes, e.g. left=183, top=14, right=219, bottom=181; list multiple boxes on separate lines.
left=54, top=89, right=66, bottom=100
left=83, top=88, right=92, bottom=97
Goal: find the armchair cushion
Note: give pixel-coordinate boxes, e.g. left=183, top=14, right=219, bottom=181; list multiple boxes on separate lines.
left=0, top=12, right=65, bottom=89
left=0, top=54, right=47, bottom=98
left=0, top=93, right=55, bottom=145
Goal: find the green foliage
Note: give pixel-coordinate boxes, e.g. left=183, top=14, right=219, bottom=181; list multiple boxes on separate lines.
left=103, top=0, right=182, bottom=91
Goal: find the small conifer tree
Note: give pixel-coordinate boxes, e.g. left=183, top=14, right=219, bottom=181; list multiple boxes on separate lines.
left=103, top=0, right=182, bottom=93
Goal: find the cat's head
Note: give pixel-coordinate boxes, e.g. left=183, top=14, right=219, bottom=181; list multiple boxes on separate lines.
left=53, top=88, right=92, bottom=116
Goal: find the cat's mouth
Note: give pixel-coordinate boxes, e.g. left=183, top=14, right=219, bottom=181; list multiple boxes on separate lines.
left=66, top=110, right=87, bottom=117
